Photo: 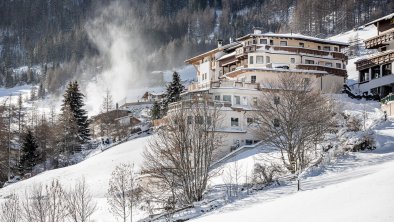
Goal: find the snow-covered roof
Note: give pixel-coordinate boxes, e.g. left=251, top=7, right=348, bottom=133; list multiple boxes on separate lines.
left=364, top=13, right=394, bottom=26
left=217, top=51, right=236, bottom=61
left=237, top=33, right=349, bottom=46
left=185, top=42, right=242, bottom=64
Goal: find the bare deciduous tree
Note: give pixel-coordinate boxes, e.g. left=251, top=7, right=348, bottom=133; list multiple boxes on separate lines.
left=0, top=193, right=20, bottom=222
left=66, top=177, right=97, bottom=222
left=252, top=73, right=335, bottom=174
left=21, top=180, right=67, bottom=222
left=142, top=96, right=223, bottom=207
left=107, top=163, right=141, bottom=222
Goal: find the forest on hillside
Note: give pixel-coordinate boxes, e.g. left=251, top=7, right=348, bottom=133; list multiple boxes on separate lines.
left=0, top=0, right=392, bottom=91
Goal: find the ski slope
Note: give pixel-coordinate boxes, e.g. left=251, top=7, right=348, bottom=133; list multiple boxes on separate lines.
left=0, top=136, right=151, bottom=221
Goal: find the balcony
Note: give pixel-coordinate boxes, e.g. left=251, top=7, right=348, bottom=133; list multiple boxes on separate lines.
left=271, top=46, right=347, bottom=60
left=364, top=29, right=394, bottom=49
left=296, top=64, right=347, bottom=77
left=211, top=80, right=260, bottom=90
left=168, top=99, right=232, bottom=111
left=355, top=50, right=394, bottom=71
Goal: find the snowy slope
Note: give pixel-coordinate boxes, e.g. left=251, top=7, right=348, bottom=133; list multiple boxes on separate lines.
left=193, top=157, right=394, bottom=222
left=0, top=136, right=151, bottom=221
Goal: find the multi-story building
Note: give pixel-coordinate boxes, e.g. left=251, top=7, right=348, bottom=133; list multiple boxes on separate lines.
left=169, top=29, right=349, bottom=155
left=355, top=13, right=394, bottom=98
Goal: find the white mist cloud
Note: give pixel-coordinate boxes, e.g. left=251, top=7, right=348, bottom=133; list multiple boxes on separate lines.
left=82, top=1, right=148, bottom=115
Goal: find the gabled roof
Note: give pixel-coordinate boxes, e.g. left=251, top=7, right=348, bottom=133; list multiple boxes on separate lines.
left=236, top=33, right=349, bottom=46
left=185, top=42, right=242, bottom=64
left=364, top=13, right=394, bottom=27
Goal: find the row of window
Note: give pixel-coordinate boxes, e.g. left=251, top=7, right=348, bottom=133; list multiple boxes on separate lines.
left=247, top=38, right=339, bottom=52
left=187, top=115, right=212, bottom=125
left=304, top=59, right=344, bottom=68
left=230, top=117, right=256, bottom=127
left=249, top=55, right=344, bottom=69
left=214, top=94, right=258, bottom=106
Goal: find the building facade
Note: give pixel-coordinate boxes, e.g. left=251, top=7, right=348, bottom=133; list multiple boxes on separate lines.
left=169, top=30, right=348, bottom=155
left=355, top=13, right=394, bottom=98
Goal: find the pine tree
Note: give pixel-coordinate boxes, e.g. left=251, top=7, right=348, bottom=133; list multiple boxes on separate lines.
left=20, top=130, right=40, bottom=172
left=151, top=101, right=161, bottom=120
left=57, top=103, right=79, bottom=155
left=30, top=87, right=37, bottom=101
left=162, top=72, right=184, bottom=115
left=37, top=82, right=45, bottom=99
left=61, top=81, right=90, bottom=143
left=166, top=71, right=184, bottom=104
left=101, top=89, right=114, bottom=113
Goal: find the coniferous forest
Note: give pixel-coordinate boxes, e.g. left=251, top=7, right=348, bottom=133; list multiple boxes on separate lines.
left=0, top=0, right=392, bottom=91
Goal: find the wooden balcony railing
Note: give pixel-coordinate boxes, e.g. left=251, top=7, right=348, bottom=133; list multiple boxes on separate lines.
left=364, top=29, right=394, bottom=49
left=355, top=50, right=394, bottom=71
left=296, top=64, right=347, bottom=77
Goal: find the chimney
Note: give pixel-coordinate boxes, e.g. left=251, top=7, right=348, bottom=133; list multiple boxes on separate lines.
left=116, top=103, right=119, bottom=110
left=217, top=39, right=223, bottom=48
left=253, top=27, right=262, bottom=34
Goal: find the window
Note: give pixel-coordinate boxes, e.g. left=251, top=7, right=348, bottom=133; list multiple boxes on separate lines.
left=291, top=58, right=295, bottom=63
left=187, top=116, right=193, bottom=125
left=280, top=41, right=287, bottom=46
left=318, top=46, right=321, bottom=50
left=336, top=63, right=342, bottom=68
left=245, top=139, right=253, bottom=145
left=299, top=42, right=304, bottom=48
left=323, top=46, right=330, bottom=51
left=266, top=56, right=271, bottom=63
left=251, top=75, right=256, bottom=83
left=206, top=116, right=212, bottom=125
left=381, top=47, right=387, bottom=52
left=383, top=63, right=392, bottom=76
left=334, top=47, right=339, bottom=52
left=303, top=78, right=311, bottom=87
left=260, top=39, right=267, bottom=44
left=256, top=56, right=264, bottom=64
left=252, top=97, right=258, bottom=106
left=273, top=119, right=280, bottom=127
left=234, top=96, right=241, bottom=105
left=305, top=59, right=314, bottom=64
left=270, top=39, right=274, bottom=45
left=325, top=62, right=333, bottom=67
left=231, top=118, right=239, bottom=127
left=214, top=95, right=220, bottom=101
left=253, top=39, right=257, bottom=44
left=247, top=118, right=254, bottom=125
left=223, top=95, right=231, bottom=102
left=195, top=116, right=204, bottom=124
left=242, top=96, right=248, bottom=105
left=274, top=96, right=280, bottom=105
left=249, top=56, right=254, bottom=64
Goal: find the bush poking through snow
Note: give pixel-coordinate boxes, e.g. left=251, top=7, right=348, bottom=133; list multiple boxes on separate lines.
left=352, top=133, right=376, bottom=152
left=252, top=163, right=283, bottom=185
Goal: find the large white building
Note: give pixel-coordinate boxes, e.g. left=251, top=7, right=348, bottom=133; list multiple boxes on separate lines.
left=355, top=13, right=394, bottom=98
left=168, top=30, right=349, bottom=155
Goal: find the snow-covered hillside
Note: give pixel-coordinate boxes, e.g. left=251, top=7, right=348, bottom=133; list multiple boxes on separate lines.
left=0, top=136, right=151, bottom=221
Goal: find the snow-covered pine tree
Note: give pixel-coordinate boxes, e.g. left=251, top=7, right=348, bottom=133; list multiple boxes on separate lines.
left=61, top=81, right=90, bottom=143
left=162, top=72, right=184, bottom=115
left=20, top=129, right=40, bottom=172
left=57, top=103, right=80, bottom=155
left=150, top=101, right=161, bottom=120
left=37, top=82, right=45, bottom=99
left=166, top=71, right=184, bottom=104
